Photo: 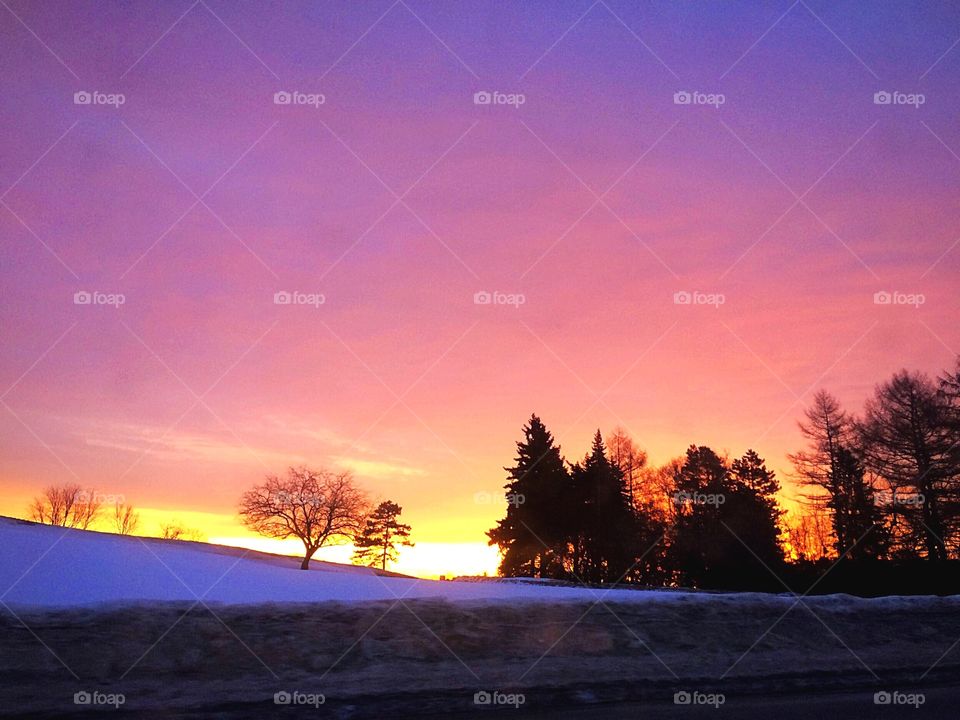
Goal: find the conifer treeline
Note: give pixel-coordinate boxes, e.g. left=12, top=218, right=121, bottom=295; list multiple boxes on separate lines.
left=488, top=359, right=960, bottom=587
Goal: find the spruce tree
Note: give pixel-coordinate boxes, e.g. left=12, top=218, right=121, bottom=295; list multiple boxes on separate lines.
left=488, top=414, right=572, bottom=578
left=570, top=431, right=636, bottom=583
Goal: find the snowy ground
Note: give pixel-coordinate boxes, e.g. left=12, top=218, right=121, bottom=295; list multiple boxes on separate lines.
left=0, top=516, right=684, bottom=607
left=2, top=517, right=958, bottom=718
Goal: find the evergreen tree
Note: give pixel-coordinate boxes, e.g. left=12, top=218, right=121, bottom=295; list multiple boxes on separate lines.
left=352, top=501, right=413, bottom=571
left=570, top=431, right=637, bottom=583
left=488, top=414, right=572, bottom=578
left=829, top=447, right=889, bottom=560
left=669, top=446, right=785, bottom=588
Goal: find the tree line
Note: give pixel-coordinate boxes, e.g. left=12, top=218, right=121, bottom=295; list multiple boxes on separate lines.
left=27, top=470, right=415, bottom=572
left=488, top=358, right=960, bottom=588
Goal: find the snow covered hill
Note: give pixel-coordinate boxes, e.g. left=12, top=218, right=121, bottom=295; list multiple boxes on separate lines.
left=4, top=517, right=960, bottom=719
left=0, top=516, right=682, bottom=607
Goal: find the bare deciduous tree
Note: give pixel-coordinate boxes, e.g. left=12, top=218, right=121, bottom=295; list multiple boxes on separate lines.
left=29, top=484, right=102, bottom=529
left=114, top=502, right=140, bottom=535
left=606, top=426, right=647, bottom=507
left=239, top=466, right=369, bottom=569
left=785, top=507, right=833, bottom=562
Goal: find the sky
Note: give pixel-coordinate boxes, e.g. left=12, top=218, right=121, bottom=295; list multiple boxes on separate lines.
left=1, top=0, right=958, bottom=577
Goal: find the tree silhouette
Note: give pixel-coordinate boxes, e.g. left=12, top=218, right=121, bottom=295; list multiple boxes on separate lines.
left=239, top=467, right=368, bottom=569
left=352, top=501, right=413, bottom=571
left=29, top=485, right=102, bottom=530
left=789, top=390, right=883, bottom=557
left=859, top=371, right=957, bottom=560
left=113, top=501, right=139, bottom=535
left=488, top=414, right=572, bottom=578
left=569, top=431, right=638, bottom=583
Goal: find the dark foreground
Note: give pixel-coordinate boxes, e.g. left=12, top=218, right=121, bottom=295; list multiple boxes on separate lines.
left=2, top=594, right=958, bottom=718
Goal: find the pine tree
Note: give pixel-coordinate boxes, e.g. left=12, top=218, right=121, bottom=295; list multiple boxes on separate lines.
left=488, top=414, right=572, bottom=578
left=570, top=431, right=637, bottom=583
left=352, top=501, right=413, bottom=571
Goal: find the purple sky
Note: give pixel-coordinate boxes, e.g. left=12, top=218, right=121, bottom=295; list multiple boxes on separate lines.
left=1, top=0, right=958, bottom=574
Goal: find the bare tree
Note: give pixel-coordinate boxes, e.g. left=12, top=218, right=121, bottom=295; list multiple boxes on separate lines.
left=788, top=390, right=886, bottom=558
left=859, top=370, right=958, bottom=560
left=239, top=466, right=369, bottom=569
left=29, top=484, right=102, bottom=529
left=160, top=521, right=204, bottom=542
left=114, top=502, right=140, bottom=535
left=785, top=507, right=833, bottom=562
left=606, top=426, right=647, bottom=507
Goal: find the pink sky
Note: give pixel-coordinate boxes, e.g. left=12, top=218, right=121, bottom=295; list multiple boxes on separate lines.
left=1, top=1, right=958, bottom=575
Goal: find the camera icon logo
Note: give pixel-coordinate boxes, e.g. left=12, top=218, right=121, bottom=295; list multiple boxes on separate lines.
left=673, top=91, right=692, bottom=105
left=74, top=691, right=92, bottom=705
left=874, top=91, right=892, bottom=105
left=474, top=690, right=492, bottom=705
left=473, top=91, right=492, bottom=105
left=274, top=690, right=291, bottom=705
left=474, top=291, right=492, bottom=305
left=673, top=290, right=692, bottom=305
left=274, top=291, right=292, bottom=305
left=873, top=290, right=892, bottom=305
left=74, top=291, right=92, bottom=305
left=874, top=691, right=891, bottom=705
left=273, top=91, right=292, bottom=105
left=674, top=690, right=692, bottom=705
left=74, top=91, right=92, bottom=105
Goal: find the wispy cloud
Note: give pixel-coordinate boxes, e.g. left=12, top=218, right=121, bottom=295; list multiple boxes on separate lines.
left=333, top=456, right=426, bottom=479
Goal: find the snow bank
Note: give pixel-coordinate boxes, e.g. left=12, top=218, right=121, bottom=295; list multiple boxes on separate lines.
left=0, top=517, right=677, bottom=608
left=2, top=517, right=956, bottom=611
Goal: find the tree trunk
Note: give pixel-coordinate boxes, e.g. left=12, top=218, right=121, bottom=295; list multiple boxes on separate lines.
left=301, top=547, right=317, bottom=570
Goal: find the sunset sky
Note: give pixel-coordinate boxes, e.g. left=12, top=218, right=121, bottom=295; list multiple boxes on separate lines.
left=1, top=1, right=958, bottom=577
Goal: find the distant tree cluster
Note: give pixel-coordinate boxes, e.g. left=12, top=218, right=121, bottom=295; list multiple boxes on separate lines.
left=487, top=416, right=783, bottom=587
left=489, top=357, right=960, bottom=587
left=791, top=359, right=960, bottom=562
